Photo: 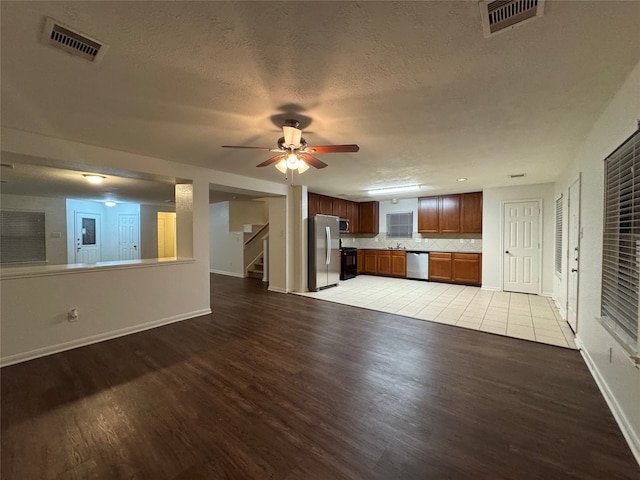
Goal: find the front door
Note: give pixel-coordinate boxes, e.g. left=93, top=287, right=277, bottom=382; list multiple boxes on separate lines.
left=567, top=176, right=581, bottom=332
left=118, top=214, right=140, bottom=261
left=503, top=200, right=541, bottom=294
left=75, top=212, right=101, bottom=263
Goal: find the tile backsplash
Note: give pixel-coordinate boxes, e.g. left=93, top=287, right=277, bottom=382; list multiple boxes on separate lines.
left=341, top=233, right=482, bottom=253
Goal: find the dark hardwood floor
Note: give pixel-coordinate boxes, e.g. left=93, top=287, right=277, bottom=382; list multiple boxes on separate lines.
left=1, top=274, right=638, bottom=479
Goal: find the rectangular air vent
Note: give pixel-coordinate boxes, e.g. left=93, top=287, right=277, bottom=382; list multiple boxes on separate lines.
left=480, top=0, right=545, bottom=37
left=40, top=17, right=109, bottom=63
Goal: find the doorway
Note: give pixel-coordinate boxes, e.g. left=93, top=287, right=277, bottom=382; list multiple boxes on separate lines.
left=502, top=200, right=541, bottom=294
left=157, top=212, right=176, bottom=258
left=566, top=176, right=581, bottom=332
left=75, top=212, right=101, bottom=263
left=118, top=214, right=140, bottom=261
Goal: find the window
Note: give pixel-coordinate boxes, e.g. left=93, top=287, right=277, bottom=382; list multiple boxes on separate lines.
left=555, top=195, right=563, bottom=275
left=601, top=129, right=639, bottom=357
left=387, top=212, right=412, bottom=238
left=0, top=210, right=46, bottom=264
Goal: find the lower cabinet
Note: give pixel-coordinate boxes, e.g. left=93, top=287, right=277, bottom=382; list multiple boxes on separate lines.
left=428, top=252, right=482, bottom=286
left=358, top=249, right=406, bottom=278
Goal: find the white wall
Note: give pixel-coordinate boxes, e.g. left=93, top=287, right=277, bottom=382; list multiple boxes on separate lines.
left=228, top=200, right=268, bottom=232
left=0, top=194, right=67, bottom=265
left=0, top=127, right=286, bottom=365
left=553, top=60, right=640, bottom=461
left=268, top=196, right=288, bottom=293
left=482, top=183, right=555, bottom=294
left=209, top=202, right=243, bottom=277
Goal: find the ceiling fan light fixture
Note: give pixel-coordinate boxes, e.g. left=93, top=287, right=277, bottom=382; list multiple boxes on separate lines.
left=297, top=160, right=310, bottom=174
left=367, top=185, right=421, bottom=195
left=285, top=151, right=299, bottom=169
left=275, top=158, right=288, bottom=174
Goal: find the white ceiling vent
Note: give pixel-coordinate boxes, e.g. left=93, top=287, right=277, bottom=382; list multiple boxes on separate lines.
left=40, top=17, right=109, bottom=63
left=480, top=0, right=545, bottom=37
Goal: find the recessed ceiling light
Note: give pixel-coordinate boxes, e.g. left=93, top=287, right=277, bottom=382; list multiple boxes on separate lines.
left=367, top=185, right=420, bottom=195
left=84, top=174, right=105, bottom=184
left=104, top=201, right=116, bottom=207
left=457, top=178, right=467, bottom=182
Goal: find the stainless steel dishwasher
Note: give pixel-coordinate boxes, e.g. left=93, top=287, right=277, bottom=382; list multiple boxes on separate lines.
left=406, top=252, right=429, bottom=280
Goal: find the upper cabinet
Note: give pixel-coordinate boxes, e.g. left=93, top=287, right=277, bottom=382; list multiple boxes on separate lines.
left=358, top=201, right=379, bottom=234
left=438, top=194, right=461, bottom=233
left=307, top=192, right=376, bottom=234
left=417, top=197, right=439, bottom=233
left=418, top=192, right=482, bottom=234
left=461, top=192, right=483, bottom=233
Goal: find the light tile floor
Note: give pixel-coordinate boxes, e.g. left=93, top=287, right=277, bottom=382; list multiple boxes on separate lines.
left=296, top=275, right=577, bottom=349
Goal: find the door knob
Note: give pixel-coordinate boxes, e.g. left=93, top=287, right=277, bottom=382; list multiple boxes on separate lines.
left=571, top=268, right=578, bottom=273
left=505, top=250, right=510, bottom=254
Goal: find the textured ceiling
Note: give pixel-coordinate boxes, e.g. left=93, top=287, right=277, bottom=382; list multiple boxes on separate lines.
left=1, top=1, right=639, bottom=200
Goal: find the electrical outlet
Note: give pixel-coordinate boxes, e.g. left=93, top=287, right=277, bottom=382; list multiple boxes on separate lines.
left=68, top=308, right=79, bottom=322
left=415, top=238, right=422, bottom=243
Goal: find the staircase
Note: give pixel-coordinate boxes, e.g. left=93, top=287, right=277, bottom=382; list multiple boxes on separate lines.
left=246, top=254, right=264, bottom=279
left=244, top=223, right=269, bottom=282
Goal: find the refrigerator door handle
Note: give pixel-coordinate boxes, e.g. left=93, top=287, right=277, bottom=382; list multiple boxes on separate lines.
left=325, top=226, right=331, bottom=265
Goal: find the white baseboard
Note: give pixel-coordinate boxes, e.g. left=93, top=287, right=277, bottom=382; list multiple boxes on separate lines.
left=0, top=308, right=212, bottom=367
left=210, top=269, right=245, bottom=278
left=268, top=286, right=287, bottom=294
left=578, top=337, right=640, bottom=466
left=541, top=291, right=553, bottom=297
left=481, top=286, right=500, bottom=292
left=552, top=296, right=567, bottom=320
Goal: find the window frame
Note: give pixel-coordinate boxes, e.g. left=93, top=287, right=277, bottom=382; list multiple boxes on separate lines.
left=386, top=211, right=413, bottom=239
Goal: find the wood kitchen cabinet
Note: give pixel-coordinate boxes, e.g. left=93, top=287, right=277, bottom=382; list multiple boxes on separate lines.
left=429, top=252, right=482, bottom=286
left=332, top=198, right=348, bottom=219
left=418, top=197, right=439, bottom=233
left=308, top=192, right=320, bottom=217
left=363, top=250, right=378, bottom=274
left=319, top=195, right=333, bottom=216
left=418, top=192, right=483, bottom=234
left=358, top=201, right=379, bottom=234
left=428, top=252, right=453, bottom=282
left=391, top=251, right=407, bottom=277
left=358, top=249, right=405, bottom=277
left=452, top=253, right=482, bottom=286
left=376, top=250, right=392, bottom=275
left=347, top=201, right=359, bottom=234
left=439, top=194, right=461, bottom=233
left=461, top=192, right=483, bottom=233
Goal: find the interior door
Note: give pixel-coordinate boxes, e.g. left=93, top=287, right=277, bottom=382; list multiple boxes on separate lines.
left=567, top=176, right=581, bottom=332
left=118, top=214, right=140, bottom=260
left=75, top=212, right=101, bottom=263
left=503, top=201, right=541, bottom=294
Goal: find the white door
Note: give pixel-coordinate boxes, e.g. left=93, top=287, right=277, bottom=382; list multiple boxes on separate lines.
left=75, top=212, right=101, bottom=263
left=567, top=177, right=581, bottom=332
left=118, top=214, right=140, bottom=260
left=503, top=201, right=541, bottom=294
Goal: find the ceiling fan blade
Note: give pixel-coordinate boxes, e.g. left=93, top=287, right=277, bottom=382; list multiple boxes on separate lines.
left=256, top=154, right=284, bottom=168
left=306, top=144, right=360, bottom=154
left=299, top=153, right=328, bottom=169
left=222, top=145, right=282, bottom=152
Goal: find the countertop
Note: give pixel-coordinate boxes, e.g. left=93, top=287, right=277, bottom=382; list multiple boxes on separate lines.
left=355, top=248, right=482, bottom=254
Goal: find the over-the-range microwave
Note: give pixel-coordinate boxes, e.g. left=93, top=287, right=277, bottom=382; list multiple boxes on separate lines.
left=339, top=218, right=349, bottom=233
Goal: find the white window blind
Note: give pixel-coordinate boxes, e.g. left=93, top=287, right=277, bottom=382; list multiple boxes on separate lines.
left=0, top=210, right=46, bottom=264
left=555, top=195, right=563, bottom=275
left=601, top=129, right=639, bottom=352
left=387, top=212, right=413, bottom=238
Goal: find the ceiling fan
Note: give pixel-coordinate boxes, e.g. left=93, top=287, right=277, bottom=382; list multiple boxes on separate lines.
left=222, top=119, right=359, bottom=174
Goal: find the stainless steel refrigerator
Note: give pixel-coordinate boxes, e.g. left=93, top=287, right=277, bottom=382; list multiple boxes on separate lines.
left=308, top=214, right=340, bottom=291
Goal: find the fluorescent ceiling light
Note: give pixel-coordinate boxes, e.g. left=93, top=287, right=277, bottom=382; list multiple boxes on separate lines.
left=104, top=201, right=116, bottom=207
left=367, top=185, right=420, bottom=195
left=84, top=174, right=105, bottom=184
